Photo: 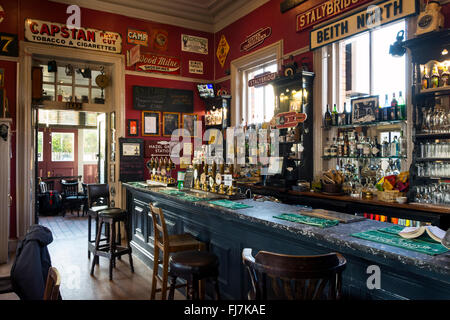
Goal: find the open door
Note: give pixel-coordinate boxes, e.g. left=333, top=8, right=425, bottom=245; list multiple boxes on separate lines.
left=97, top=113, right=107, bottom=184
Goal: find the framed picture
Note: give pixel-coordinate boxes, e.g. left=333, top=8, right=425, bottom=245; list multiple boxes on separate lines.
left=163, top=112, right=180, bottom=137
left=182, top=113, right=198, bottom=137
left=351, top=95, right=379, bottom=124
left=142, top=111, right=160, bottom=136
left=127, top=119, right=139, bottom=136
left=0, top=69, right=4, bottom=88
left=122, top=142, right=141, bottom=156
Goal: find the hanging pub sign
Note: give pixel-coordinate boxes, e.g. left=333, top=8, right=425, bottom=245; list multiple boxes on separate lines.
left=127, top=28, right=148, bottom=46
left=182, top=34, right=208, bottom=54
left=135, top=53, right=181, bottom=75
left=0, top=33, right=18, bottom=57
left=248, top=71, right=278, bottom=87
left=310, top=0, right=418, bottom=50
left=25, top=19, right=122, bottom=54
left=297, top=0, right=371, bottom=32
left=240, top=27, right=272, bottom=52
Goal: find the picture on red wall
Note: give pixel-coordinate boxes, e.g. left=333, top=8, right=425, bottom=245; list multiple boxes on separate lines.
left=142, top=111, right=160, bottom=136
left=163, top=112, right=180, bottom=137
left=182, top=113, right=197, bottom=137
left=127, top=119, right=139, bottom=136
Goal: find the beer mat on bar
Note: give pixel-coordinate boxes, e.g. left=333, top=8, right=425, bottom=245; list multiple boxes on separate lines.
left=129, top=182, right=148, bottom=188
left=208, top=199, right=253, bottom=210
left=273, top=213, right=339, bottom=228
left=158, top=189, right=186, bottom=196
left=351, top=229, right=449, bottom=255
left=298, top=209, right=366, bottom=223
left=176, top=194, right=203, bottom=202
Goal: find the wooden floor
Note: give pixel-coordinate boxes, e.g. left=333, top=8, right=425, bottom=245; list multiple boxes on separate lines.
left=0, top=213, right=184, bottom=300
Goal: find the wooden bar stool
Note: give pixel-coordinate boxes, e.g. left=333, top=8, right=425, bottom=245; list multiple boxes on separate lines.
left=150, top=204, right=205, bottom=300
left=242, top=248, right=346, bottom=300
left=87, top=184, right=111, bottom=261
left=168, top=250, right=221, bottom=300
left=90, top=208, right=134, bottom=281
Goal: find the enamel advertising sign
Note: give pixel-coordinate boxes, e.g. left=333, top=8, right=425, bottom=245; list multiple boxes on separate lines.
left=127, top=28, right=148, bottom=46
left=240, top=27, right=272, bottom=52
left=182, top=34, right=208, bottom=54
left=272, top=111, right=307, bottom=129
left=216, top=35, right=230, bottom=68
left=25, top=19, right=122, bottom=54
left=248, top=71, right=278, bottom=87
left=310, top=0, right=418, bottom=50
left=136, top=53, right=181, bottom=75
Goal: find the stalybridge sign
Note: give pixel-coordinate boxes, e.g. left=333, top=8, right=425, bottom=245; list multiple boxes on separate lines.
left=24, top=19, right=122, bottom=54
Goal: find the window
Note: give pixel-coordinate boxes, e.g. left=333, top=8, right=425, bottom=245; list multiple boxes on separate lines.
left=51, top=132, right=74, bottom=161
left=244, top=61, right=277, bottom=124
left=83, top=129, right=98, bottom=162
left=37, top=132, right=43, bottom=162
left=41, top=63, right=106, bottom=104
left=38, top=110, right=99, bottom=127
left=337, top=20, right=406, bottom=111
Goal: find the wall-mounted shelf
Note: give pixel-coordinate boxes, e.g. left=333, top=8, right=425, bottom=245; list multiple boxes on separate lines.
left=322, top=156, right=406, bottom=160
left=322, top=119, right=406, bottom=130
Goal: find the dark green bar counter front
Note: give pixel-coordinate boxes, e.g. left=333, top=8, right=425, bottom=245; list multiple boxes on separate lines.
left=123, top=183, right=450, bottom=300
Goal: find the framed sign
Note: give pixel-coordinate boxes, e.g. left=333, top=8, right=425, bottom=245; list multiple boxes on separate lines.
left=119, top=138, right=144, bottom=182
left=136, top=53, right=181, bottom=75
left=181, top=34, right=208, bottom=54
left=132, top=85, right=193, bottom=113
left=127, top=28, right=148, bottom=46
left=127, top=119, right=139, bottom=136
left=182, top=113, right=198, bottom=137
left=142, top=111, right=160, bottom=136
left=0, top=33, right=18, bottom=57
left=163, top=112, right=180, bottom=137
left=351, top=96, right=379, bottom=124
left=122, top=142, right=141, bottom=156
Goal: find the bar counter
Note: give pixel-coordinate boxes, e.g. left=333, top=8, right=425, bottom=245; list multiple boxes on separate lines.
left=123, top=183, right=450, bottom=300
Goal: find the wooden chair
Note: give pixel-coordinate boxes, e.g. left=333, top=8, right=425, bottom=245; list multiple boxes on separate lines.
left=242, top=248, right=346, bottom=300
left=150, top=204, right=205, bottom=300
left=61, top=180, right=82, bottom=217
left=43, top=267, right=61, bottom=300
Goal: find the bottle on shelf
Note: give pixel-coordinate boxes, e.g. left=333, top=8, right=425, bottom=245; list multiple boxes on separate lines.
left=390, top=93, right=398, bottom=121
left=363, top=137, right=371, bottom=157
left=331, top=104, right=338, bottom=126
left=399, top=132, right=407, bottom=157
left=330, top=137, right=338, bottom=157
left=441, top=65, right=449, bottom=87
left=381, top=137, right=389, bottom=157
left=397, top=91, right=406, bottom=120
left=324, top=104, right=332, bottom=128
left=372, top=136, right=381, bottom=157
left=344, top=102, right=352, bottom=125
left=343, top=133, right=350, bottom=157
left=323, top=137, right=331, bottom=157
left=356, top=133, right=364, bottom=158
left=383, top=94, right=390, bottom=121
left=421, top=65, right=429, bottom=90
left=390, top=136, right=399, bottom=157
left=430, top=64, right=440, bottom=89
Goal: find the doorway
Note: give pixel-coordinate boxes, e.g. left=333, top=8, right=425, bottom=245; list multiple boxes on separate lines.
left=35, top=109, right=107, bottom=219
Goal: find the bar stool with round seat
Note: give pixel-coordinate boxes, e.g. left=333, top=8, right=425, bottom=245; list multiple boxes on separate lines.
left=149, top=204, right=205, bottom=300
left=168, top=250, right=221, bottom=300
left=90, top=207, right=134, bottom=281
left=87, top=184, right=111, bottom=261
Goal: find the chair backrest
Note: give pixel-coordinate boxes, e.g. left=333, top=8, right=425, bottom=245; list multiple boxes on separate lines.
left=242, top=248, right=346, bottom=300
left=149, top=204, right=169, bottom=252
left=87, top=184, right=110, bottom=208
left=43, top=267, right=61, bottom=300
left=61, top=180, right=79, bottom=197
left=39, top=181, right=48, bottom=193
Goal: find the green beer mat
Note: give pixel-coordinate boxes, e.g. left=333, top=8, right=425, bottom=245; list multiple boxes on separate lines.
left=351, top=229, right=449, bottom=255
left=176, top=194, right=203, bottom=202
left=273, top=213, right=339, bottom=228
left=208, top=199, right=252, bottom=210
left=159, top=189, right=186, bottom=196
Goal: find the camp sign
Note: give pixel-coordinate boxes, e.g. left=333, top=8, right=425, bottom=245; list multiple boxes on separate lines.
left=310, top=0, right=418, bottom=50
left=25, top=19, right=122, bottom=54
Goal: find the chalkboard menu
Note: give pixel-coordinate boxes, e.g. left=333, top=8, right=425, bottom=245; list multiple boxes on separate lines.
left=133, top=85, right=193, bottom=113
left=183, top=168, right=194, bottom=188
left=119, top=138, right=144, bottom=182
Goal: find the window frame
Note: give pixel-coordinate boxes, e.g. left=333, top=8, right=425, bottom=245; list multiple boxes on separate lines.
left=51, top=132, right=75, bottom=162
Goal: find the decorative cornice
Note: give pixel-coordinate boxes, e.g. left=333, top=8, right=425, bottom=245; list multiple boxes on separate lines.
left=125, top=69, right=213, bottom=83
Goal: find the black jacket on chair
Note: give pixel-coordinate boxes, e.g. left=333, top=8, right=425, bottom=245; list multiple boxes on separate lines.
left=10, top=225, right=53, bottom=300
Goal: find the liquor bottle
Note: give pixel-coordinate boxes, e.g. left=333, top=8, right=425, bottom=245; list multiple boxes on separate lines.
left=363, top=137, right=371, bottom=157
left=331, top=104, right=338, bottom=126
left=390, top=136, right=399, bottom=157
left=397, top=91, right=406, bottom=120
left=398, top=132, right=406, bottom=157
left=431, top=64, right=440, bottom=88
left=349, top=132, right=356, bottom=157
left=356, top=134, right=364, bottom=158
left=374, top=102, right=380, bottom=123
left=372, top=136, right=381, bottom=157
left=343, top=134, right=349, bottom=157
left=330, top=138, right=338, bottom=157
left=323, top=137, right=331, bottom=157
left=324, top=104, right=332, bottom=128
left=382, top=94, right=390, bottom=121
left=441, top=65, right=450, bottom=87
left=390, top=93, right=398, bottom=121
left=344, top=102, right=352, bottom=125
left=421, top=65, right=429, bottom=90
left=381, top=137, right=389, bottom=157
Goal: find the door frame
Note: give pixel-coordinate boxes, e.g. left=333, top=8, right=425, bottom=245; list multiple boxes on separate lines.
left=17, top=41, right=125, bottom=239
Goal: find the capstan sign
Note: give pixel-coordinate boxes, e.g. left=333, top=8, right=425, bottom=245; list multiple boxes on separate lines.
left=24, top=19, right=122, bottom=54
left=136, top=53, right=181, bottom=75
